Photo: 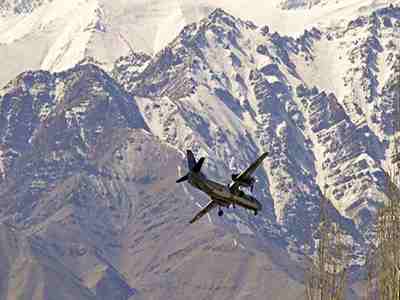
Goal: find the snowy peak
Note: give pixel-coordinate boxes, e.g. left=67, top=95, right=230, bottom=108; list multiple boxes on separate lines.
left=207, top=8, right=242, bottom=28
left=1, top=0, right=399, bottom=88
left=39, top=0, right=107, bottom=72
left=117, top=7, right=258, bottom=100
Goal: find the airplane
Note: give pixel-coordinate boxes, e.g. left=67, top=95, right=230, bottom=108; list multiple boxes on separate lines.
left=176, top=150, right=268, bottom=224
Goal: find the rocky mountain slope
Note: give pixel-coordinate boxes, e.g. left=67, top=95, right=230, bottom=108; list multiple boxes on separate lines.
left=1, top=2, right=400, bottom=300
left=113, top=5, right=400, bottom=247
left=0, top=63, right=315, bottom=300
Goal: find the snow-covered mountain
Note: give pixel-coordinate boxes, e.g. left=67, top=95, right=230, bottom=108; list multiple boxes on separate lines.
left=1, top=1, right=400, bottom=299
left=112, top=4, right=400, bottom=242
left=0, top=0, right=398, bottom=88
left=0, top=63, right=311, bottom=300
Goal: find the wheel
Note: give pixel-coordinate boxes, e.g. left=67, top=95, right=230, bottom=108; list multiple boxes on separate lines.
left=254, top=210, right=258, bottom=216
left=218, top=209, right=224, bottom=217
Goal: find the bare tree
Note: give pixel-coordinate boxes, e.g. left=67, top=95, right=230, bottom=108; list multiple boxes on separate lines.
left=372, top=169, right=400, bottom=300
left=305, top=194, right=349, bottom=300
left=365, top=54, right=400, bottom=300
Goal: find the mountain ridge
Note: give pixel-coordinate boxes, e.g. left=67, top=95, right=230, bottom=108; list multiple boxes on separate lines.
left=0, top=0, right=397, bottom=88
left=1, top=3, right=400, bottom=299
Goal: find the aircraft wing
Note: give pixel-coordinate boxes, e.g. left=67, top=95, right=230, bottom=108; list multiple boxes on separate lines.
left=189, top=200, right=217, bottom=224
left=230, top=151, right=269, bottom=191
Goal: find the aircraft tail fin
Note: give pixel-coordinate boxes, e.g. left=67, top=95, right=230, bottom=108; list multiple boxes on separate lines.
left=187, top=150, right=196, bottom=170
left=186, top=150, right=205, bottom=173
left=193, top=157, right=205, bottom=172
left=177, top=150, right=205, bottom=183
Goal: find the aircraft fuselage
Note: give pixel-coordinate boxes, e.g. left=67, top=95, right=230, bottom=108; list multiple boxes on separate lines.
left=188, top=171, right=262, bottom=212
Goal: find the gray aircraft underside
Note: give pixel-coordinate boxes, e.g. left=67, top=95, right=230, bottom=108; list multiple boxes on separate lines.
left=176, top=150, right=268, bottom=224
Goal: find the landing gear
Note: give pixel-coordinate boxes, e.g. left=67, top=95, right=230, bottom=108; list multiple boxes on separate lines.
left=218, top=209, right=224, bottom=217
left=254, top=210, right=258, bottom=216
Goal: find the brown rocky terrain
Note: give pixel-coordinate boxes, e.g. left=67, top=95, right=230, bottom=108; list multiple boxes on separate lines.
left=0, top=63, right=316, bottom=300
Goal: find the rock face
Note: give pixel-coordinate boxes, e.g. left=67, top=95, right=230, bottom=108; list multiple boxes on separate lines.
left=0, top=61, right=310, bottom=299
left=113, top=7, right=377, bottom=249
left=0, top=224, right=96, bottom=300
left=0, top=64, right=145, bottom=300
left=1, top=3, right=400, bottom=300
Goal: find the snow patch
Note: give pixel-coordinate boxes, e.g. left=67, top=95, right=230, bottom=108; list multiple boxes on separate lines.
left=40, top=0, right=100, bottom=71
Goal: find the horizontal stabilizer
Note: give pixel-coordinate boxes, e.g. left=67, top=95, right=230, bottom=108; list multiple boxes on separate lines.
left=176, top=174, right=189, bottom=183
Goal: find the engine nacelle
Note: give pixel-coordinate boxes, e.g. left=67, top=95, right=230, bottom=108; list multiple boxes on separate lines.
left=231, top=173, right=239, bottom=180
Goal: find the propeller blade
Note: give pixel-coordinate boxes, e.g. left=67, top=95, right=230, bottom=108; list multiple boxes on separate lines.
left=176, top=174, right=189, bottom=183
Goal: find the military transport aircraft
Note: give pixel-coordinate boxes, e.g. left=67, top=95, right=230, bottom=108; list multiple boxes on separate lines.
left=176, top=150, right=268, bottom=224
